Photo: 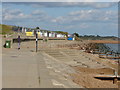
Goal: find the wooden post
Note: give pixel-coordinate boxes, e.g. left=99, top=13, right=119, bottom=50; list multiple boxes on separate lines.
left=113, top=77, right=118, bottom=84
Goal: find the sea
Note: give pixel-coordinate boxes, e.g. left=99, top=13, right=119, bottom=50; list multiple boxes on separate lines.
left=105, top=44, right=120, bottom=53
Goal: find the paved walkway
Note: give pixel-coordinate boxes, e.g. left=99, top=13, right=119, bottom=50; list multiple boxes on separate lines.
left=2, top=41, right=82, bottom=88
left=3, top=48, right=39, bottom=88
left=35, top=52, right=54, bottom=88
left=2, top=48, right=56, bottom=88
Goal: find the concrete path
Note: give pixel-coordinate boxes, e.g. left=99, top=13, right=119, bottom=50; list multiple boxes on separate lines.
left=35, top=52, right=54, bottom=88
left=2, top=48, right=39, bottom=88
left=2, top=48, right=56, bottom=88
left=2, top=42, right=82, bottom=88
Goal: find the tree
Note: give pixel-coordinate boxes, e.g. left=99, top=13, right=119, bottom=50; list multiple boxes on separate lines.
left=54, top=31, right=68, bottom=36
left=36, top=27, right=40, bottom=29
left=73, top=33, right=79, bottom=37
left=97, top=35, right=100, bottom=37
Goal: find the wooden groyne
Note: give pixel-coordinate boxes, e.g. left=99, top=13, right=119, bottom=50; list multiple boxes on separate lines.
left=57, top=41, right=120, bottom=60
left=99, top=55, right=120, bottom=59
left=90, top=40, right=120, bottom=44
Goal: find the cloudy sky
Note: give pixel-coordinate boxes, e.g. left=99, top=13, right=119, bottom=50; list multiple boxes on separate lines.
left=2, top=2, right=118, bottom=36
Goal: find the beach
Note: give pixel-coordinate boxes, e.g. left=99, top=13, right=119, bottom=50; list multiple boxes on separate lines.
left=2, top=38, right=119, bottom=88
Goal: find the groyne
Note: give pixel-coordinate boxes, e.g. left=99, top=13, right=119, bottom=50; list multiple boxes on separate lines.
left=57, top=41, right=120, bottom=60
left=90, top=40, right=120, bottom=44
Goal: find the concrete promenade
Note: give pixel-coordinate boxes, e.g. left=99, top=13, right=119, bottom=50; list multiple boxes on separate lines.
left=3, top=47, right=40, bottom=88
left=2, top=41, right=81, bottom=88
left=2, top=40, right=118, bottom=88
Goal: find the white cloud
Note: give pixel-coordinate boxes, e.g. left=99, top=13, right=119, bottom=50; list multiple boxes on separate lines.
left=2, top=8, right=31, bottom=21
left=31, top=10, right=45, bottom=15
left=2, top=9, right=51, bottom=22
left=65, top=23, right=89, bottom=30
left=2, top=6, right=117, bottom=25
left=51, top=9, right=117, bottom=24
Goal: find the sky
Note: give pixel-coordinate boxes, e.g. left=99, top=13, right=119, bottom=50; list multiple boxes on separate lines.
left=1, top=2, right=119, bottom=36
left=2, top=0, right=119, bottom=2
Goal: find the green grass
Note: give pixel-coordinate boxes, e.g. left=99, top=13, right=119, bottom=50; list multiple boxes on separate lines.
left=0, top=24, right=13, bottom=35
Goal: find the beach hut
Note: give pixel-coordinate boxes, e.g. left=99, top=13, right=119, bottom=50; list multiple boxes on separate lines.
left=68, top=37, right=73, bottom=40
left=49, top=32, right=53, bottom=37
left=21, top=27, right=24, bottom=33
left=61, top=34, right=66, bottom=38
left=39, top=31, right=43, bottom=37
left=47, top=31, right=50, bottom=37
left=52, top=32, right=56, bottom=37
left=64, top=34, right=67, bottom=38
left=67, top=34, right=75, bottom=40
left=55, top=33, right=57, bottom=37
left=44, top=31, right=48, bottom=37
left=24, top=28, right=27, bottom=33
left=26, top=29, right=34, bottom=36
left=57, top=34, right=62, bottom=38
left=23, top=28, right=26, bottom=33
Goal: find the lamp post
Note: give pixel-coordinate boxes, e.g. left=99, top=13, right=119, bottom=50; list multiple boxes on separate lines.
left=35, top=27, right=40, bottom=52
left=36, top=31, right=38, bottom=52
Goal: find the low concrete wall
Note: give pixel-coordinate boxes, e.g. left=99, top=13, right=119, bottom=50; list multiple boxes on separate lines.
left=12, top=38, right=66, bottom=43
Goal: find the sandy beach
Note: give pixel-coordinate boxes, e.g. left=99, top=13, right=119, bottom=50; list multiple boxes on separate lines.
left=2, top=38, right=119, bottom=88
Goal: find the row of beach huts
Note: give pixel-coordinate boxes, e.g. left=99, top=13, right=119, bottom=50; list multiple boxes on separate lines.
left=13, top=27, right=75, bottom=40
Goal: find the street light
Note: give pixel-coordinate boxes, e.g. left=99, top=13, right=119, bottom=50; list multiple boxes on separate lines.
left=35, top=27, right=40, bottom=52
left=36, top=30, right=38, bottom=52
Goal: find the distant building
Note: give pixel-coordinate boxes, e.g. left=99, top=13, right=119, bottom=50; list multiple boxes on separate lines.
left=23, top=27, right=67, bottom=38
left=21, top=27, right=27, bottom=33
left=26, top=29, right=34, bottom=36
left=52, top=32, right=56, bottom=37
left=56, top=33, right=66, bottom=38
left=67, top=34, right=75, bottom=40
left=44, top=31, right=48, bottom=37
left=49, top=32, right=53, bottom=37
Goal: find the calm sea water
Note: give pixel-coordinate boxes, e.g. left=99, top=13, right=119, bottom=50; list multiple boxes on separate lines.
left=105, top=44, right=120, bottom=53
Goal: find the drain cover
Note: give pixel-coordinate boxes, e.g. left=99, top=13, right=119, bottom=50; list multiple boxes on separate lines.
left=11, top=56, right=18, bottom=58
left=30, top=50, right=34, bottom=52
